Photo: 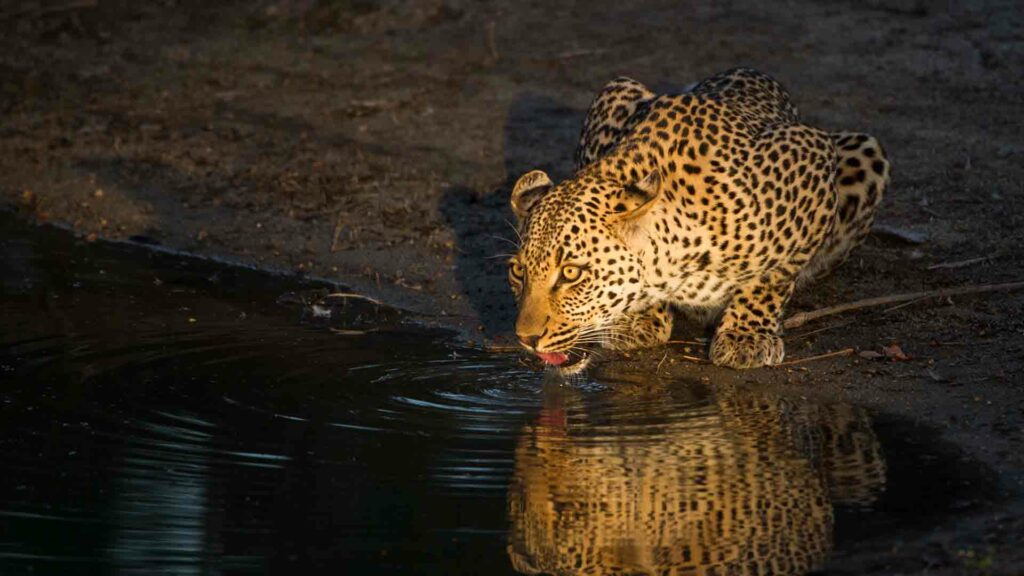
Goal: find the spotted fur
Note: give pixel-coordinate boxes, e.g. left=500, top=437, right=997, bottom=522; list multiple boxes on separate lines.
left=508, top=68, right=890, bottom=369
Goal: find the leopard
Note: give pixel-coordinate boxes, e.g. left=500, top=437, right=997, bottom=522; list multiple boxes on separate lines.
left=506, top=68, right=890, bottom=371
left=506, top=382, right=887, bottom=575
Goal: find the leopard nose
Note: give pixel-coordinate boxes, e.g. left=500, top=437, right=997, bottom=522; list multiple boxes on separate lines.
left=518, top=334, right=540, bottom=350
left=516, top=314, right=549, bottom=351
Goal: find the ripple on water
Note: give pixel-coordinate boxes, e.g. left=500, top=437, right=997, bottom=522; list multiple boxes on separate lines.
left=0, top=213, right=1001, bottom=575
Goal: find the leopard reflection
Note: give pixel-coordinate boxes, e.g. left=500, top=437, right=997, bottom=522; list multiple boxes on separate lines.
left=507, top=382, right=886, bottom=576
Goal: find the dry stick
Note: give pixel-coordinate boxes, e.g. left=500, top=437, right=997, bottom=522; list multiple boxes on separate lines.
left=320, top=292, right=385, bottom=307
left=927, top=256, right=991, bottom=270
left=785, top=318, right=856, bottom=341
left=329, top=213, right=345, bottom=253
left=656, top=351, right=669, bottom=372
left=558, top=48, right=608, bottom=59
left=782, top=281, right=1024, bottom=330
left=775, top=347, right=855, bottom=367
left=667, top=339, right=704, bottom=346
left=485, top=21, right=499, bottom=62
left=871, top=223, right=928, bottom=244
left=5, top=0, right=96, bottom=19
left=881, top=296, right=930, bottom=315
left=329, top=328, right=370, bottom=336
left=485, top=344, right=521, bottom=353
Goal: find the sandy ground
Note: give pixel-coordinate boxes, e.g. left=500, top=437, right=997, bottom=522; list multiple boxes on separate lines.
left=2, top=0, right=1023, bottom=572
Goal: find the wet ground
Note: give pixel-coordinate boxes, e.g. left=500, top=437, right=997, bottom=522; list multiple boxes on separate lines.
left=0, top=213, right=1008, bottom=574
left=1, top=0, right=1024, bottom=573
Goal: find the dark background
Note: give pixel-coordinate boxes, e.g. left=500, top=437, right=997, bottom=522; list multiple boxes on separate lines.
left=1, top=1, right=1023, bottom=572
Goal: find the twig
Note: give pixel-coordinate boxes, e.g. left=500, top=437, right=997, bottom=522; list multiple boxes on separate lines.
left=329, top=328, right=370, bottom=335
left=927, top=256, right=991, bottom=270
left=485, top=21, right=499, bottom=62
left=785, top=318, right=856, bottom=341
left=320, top=292, right=384, bottom=307
left=656, top=351, right=669, bottom=372
left=667, top=339, right=706, bottom=347
left=330, top=212, right=344, bottom=252
left=348, top=99, right=393, bottom=111
left=3, top=0, right=96, bottom=19
left=783, top=281, right=1024, bottom=330
left=775, top=347, right=855, bottom=367
left=881, top=296, right=930, bottom=315
left=677, top=354, right=708, bottom=364
left=557, top=48, right=608, bottom=59
left=484, top=344, right=521, bottom=353
left=871, top=224, right=928, bottom=244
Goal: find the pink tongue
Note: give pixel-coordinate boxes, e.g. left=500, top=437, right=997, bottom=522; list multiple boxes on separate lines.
left=536, top=352, right=568, bottom=366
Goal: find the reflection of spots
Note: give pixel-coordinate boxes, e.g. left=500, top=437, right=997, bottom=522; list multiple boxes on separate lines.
left=507, top=386, right=887, bottom=575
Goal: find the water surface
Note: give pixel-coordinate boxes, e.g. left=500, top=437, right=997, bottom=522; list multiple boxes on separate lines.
left=0, top=214, right=996, bottom=575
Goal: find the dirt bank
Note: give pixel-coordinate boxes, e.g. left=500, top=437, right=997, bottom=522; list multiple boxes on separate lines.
left=2, top=0, right=1023, bottom=572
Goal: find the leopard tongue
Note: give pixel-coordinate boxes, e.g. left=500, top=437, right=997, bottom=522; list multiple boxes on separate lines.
left=536, top=352, right=568, bottom=366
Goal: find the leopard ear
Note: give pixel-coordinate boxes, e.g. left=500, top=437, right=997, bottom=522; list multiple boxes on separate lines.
left=609, top=169, right=661, bottom=221
left=511, top=170, right=553, bottom=221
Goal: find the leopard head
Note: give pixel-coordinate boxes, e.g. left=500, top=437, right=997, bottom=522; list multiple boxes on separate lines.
left=507, top=166, right=662, bottom=372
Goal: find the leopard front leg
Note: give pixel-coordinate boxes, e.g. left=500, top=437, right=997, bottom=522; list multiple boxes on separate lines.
left=710, top=280, right=794, bottom=369
left=605, top=301, right=673, bottom=351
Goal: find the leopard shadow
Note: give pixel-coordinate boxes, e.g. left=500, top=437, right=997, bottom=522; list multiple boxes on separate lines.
left=438, top=93, right=582, bottom=340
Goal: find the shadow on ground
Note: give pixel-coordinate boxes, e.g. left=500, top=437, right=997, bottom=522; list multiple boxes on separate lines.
left=439, top=93, right=583, bottom=339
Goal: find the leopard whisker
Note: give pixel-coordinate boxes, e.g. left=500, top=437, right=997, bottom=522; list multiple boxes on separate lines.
left=576, top=326, right=632, bottom=345
left=575, top=332, right=628, bottom=343
left=487, top=234, right=520, bottom=248
left=573, top=334, right=628, bottom=344
left=503, top=219, right=523, bottom=246
left=568, top=345, right=606, bottom=360
left=573, top=332, right=626, bottom=344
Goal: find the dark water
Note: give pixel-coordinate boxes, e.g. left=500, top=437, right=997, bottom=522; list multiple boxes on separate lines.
left=0, top=213, right=997, bottom=575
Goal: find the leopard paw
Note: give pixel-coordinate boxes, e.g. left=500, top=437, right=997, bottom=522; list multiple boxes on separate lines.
left=605, top=304, right=673, bottom=351
left=709, top=329, right=784, bottom=369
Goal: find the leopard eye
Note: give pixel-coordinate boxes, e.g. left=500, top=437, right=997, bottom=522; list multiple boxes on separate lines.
left=560, top=265, right=583, bottom=284
left=509, top=261, right=525, bottom=281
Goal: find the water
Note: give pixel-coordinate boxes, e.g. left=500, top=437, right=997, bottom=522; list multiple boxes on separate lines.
left=0, top=213, right=997, bottom=575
